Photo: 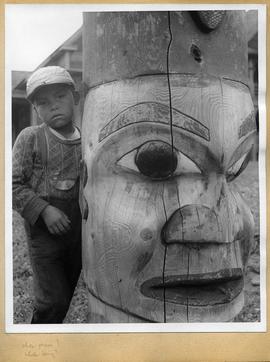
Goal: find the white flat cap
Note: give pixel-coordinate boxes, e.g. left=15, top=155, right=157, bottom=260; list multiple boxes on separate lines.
left=26, top=66, right=75, bottom=101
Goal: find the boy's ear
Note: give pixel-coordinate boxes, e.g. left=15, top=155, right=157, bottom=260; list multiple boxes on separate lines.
left=73, top=91, right=80, bottom=105
left=33, top=106, right=43, bottom=122
left=33, top=105, right=38, bottom=115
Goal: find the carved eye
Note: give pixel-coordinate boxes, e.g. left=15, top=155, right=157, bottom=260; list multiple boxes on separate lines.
left=226, top=149, right=252, bottom=182
left=135, top=141, right=177, bottom=178
left=117, top=140, right=201, bottom=179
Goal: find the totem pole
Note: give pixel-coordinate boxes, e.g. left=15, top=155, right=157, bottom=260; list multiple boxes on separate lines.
left=81, top=11, right=256, bottom=322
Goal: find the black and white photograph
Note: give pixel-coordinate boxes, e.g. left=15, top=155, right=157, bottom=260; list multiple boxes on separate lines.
left=5, top=4, right=266, bottom=333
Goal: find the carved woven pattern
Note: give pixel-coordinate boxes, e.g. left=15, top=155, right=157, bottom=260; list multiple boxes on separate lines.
left=197, top=11, right=226, bottom=30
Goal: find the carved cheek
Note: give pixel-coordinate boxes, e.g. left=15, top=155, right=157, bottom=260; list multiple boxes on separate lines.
left=88, top=171, right=166, bottom=280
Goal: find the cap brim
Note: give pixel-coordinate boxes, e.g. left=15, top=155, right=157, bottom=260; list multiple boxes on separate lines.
left=27, top=82, right=75, bottom=102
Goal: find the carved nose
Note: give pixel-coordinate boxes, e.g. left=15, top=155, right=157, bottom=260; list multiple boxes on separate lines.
left=162, top=205, right=222, bottom=244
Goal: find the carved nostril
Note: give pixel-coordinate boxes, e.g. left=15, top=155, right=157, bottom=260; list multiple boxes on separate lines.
left=135, top=141, right=177, bottom=179
left=190, top=44, right=202, bottom=63
left=162, top=205, right=222, bottom=244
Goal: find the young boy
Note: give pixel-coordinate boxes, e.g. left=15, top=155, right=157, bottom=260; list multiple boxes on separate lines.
left=12, top=66, right=82, bottom=324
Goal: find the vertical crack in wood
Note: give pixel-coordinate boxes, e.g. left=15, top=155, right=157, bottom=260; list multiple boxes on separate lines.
left=161, top=183, right=168, bottom=323
left=161, top=11, right=175, bottom=323
left=166, top=11, right=174, bottom=163
left=162, top=238, right=168, bottom=323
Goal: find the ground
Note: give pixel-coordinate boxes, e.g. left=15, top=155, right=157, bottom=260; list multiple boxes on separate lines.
left=12, top=161, right=260, bottom=323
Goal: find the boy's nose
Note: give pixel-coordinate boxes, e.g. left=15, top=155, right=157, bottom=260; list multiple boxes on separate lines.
left=50, top=101, right=59, bottom=110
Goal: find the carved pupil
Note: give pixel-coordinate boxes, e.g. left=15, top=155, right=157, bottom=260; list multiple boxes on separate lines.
left=135, top=141, right=177, bottom=179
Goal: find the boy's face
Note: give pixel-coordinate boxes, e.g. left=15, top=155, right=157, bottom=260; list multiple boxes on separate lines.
left=33, top=84, right=77, bottom=130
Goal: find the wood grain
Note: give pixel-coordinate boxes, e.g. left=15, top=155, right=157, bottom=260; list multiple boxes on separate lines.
left=83, top=11, right=249, bottom=88
left=82, top=11, right=255, bottom=322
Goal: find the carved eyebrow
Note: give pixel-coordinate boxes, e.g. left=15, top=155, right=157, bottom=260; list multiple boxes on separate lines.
left=98, top=102, right=210, bottom=142
left=238, top=111, right=257, bottom=139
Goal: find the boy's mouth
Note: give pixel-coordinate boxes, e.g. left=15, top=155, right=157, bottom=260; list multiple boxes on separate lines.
left=51, top=114, right=64, bottom=120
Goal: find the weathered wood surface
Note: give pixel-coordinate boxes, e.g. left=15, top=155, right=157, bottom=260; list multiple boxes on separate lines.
left=81, top=11, right=255, bottom=322
left=83, top=11, right=248, bottom=88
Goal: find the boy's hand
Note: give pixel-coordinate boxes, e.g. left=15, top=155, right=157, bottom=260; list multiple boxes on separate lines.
left=41, top=205, right=71, bottom=235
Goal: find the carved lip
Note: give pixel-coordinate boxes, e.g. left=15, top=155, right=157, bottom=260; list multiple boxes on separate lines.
left=140, top=268, right=244, bottom=306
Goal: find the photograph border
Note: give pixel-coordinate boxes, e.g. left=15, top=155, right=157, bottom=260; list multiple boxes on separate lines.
left=1, top=1, right=269, bottom=361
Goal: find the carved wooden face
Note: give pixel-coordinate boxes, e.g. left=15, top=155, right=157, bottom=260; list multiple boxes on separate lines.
left=81, top=74, right=256, bottom=322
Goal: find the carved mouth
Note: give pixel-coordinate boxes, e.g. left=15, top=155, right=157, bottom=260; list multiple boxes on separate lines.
left=141, top=268, right=244, bottom=306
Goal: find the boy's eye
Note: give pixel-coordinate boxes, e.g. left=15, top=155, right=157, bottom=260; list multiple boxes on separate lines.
left=56, top=93, right=66, bottom=99
left=117, top=140, right=201, bottom=179
left=36, top=100, right=47, bottom=106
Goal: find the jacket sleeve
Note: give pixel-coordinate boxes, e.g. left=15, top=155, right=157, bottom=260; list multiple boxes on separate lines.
left=12, top=127, right=49, bottom=225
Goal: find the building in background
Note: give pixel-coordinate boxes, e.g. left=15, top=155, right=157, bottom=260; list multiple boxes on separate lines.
left=12, top=12, right=258, bottom=144
left=12, top=70, right=31, bottom=145
left=12, top=28, right=82, bottom=144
